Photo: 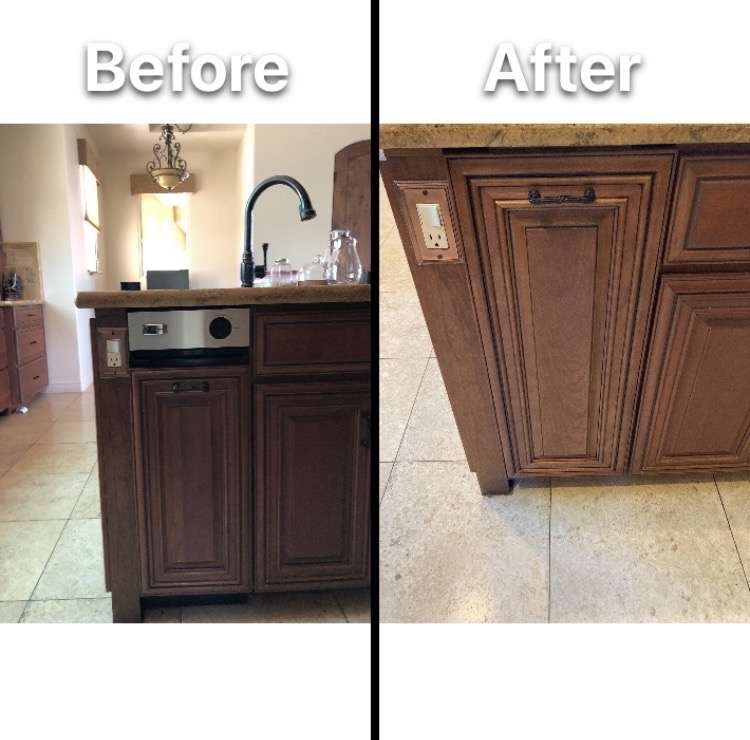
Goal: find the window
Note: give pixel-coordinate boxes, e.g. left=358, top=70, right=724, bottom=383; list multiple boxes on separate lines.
left=80, top=164, right=101, bottom=274
left=139, top=192, right=191, bottom=274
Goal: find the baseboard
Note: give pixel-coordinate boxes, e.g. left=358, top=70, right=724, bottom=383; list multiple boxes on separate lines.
left=43, top=382, right=85, bottom=394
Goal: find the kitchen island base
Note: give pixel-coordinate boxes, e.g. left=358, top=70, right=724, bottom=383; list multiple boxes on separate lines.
left=83, top=295, right=371, bottom=623
left=380, top=139, right=750, bottom=497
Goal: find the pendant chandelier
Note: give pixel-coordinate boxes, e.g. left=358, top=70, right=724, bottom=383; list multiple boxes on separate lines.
left=146, top=124, right=192, bottom=191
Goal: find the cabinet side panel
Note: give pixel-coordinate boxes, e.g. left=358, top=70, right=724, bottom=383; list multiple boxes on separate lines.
left=381, top=153, right=510, bottom=494
left=91, top=312, right=142, bottom=622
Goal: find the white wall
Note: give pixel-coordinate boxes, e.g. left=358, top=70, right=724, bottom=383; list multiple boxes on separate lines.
left=100, top=147, right=240, bottom=289
left=0, top=125, right=92, bottom=392
left=249, top=124, right=370, bottom=270
left=63, top=124, right=106, bottom=391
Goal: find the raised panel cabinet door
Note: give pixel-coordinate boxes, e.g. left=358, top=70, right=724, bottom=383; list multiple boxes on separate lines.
left=133, top=372, right=248, bottom=593
left=255, top=381, right=370, bottom=590
left=450, top=154, right=672, bottom=476
left=632, top=274, right=750, bottom=473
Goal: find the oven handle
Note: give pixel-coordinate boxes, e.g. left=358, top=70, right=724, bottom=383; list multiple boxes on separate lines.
left=172, top=381, right=210, bottom=393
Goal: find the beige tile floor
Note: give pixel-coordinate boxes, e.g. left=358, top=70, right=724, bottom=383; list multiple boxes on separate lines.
left=0, top=387, right=369, bottom=623
left=378, top=178, right=750, bottom=623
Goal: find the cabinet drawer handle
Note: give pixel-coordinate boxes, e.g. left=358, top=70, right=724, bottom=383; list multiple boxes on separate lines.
left=528, top=187, right=596, bottom=205
left=32, top=375, right=40, bottom=380
left=171, top=381, right=210, bottom=393
left=29, top=341, right=38, bottom=345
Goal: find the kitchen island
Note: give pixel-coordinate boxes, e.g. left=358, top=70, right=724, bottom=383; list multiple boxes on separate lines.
left=76, top=285, right=371, bottom=622
left=380, top=124, right=750, bottom=495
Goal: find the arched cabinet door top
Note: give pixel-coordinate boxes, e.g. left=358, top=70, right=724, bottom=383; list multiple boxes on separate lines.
left=332, top=139, right=371, bottom=272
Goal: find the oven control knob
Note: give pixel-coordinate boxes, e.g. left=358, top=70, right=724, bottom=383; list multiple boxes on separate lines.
left=209, top=316, right=232, bottom=340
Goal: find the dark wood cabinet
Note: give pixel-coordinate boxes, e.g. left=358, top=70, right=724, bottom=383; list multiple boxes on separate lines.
left=632, top=274, right=750, bottom=472
left=132, top=369, right=249, bottom=593
left=89, top=301, right=371, bottom=621
left=254, top=381, right=370, bottom=590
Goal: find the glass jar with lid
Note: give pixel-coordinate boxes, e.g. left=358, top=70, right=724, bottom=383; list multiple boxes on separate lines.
left=268, top=258, right=297, bottom=286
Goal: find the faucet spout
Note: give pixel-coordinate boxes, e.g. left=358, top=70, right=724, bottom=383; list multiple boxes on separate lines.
left=241, top=175, right=317, bottom=287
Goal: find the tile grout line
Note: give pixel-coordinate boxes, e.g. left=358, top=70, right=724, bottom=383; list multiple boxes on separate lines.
left=547, top=479, right=552, bottom=624
left=379, top=464, right=395, bottom=507
left=18, top=517, right=69, bottom=621
left=18, top=435, right=96, bottom=621
left=385, top=357, right=431, bottom=503
left=332, top=592, right=350, bottom=623
left=713, top=473, right=750, bottom=593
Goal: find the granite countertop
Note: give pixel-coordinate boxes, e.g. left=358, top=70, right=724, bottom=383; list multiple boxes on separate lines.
left=75, top=284, right=370, bottom=309
left=380, top=124, right=750, bottom=150
left=0, top=299, right=43, bottom=306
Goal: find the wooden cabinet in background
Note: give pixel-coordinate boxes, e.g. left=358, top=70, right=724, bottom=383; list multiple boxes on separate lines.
left=0, top=302, right=47, bottom=411
left=132, top=370, right=249, bottom=594
left=254, top=381, right=371, bottom=590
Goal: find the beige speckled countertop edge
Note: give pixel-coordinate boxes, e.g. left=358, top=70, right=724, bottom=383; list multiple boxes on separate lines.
left=76, top=284, right=370, bottom=309
left=380, top=123, right=750, bottom=150
left=0, top=299, right=43, bottom=306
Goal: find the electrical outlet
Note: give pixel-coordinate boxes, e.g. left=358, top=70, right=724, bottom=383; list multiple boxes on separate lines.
left=106, top=339, right=122, bottom=368
left=416, top=203, right=449, bottom=250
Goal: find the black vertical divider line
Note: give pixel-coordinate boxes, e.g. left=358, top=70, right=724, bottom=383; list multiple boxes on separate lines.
left=370, top=0, right=380, bottom=732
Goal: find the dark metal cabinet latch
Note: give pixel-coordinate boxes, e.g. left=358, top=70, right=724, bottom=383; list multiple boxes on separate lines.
left=172, top=381, right=210, bottom=393
left=528, top=187, right=596, bottom=205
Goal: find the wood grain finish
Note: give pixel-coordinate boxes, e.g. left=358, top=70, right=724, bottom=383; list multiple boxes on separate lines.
left=91, top=303, right=370, bottom=620
left=381, top=152, right=511, bottom=494
left=15, top=324, right=45, bottom=365
left=332, top=139, right=371, bottom=272
left=666, top=156, right=750, bottom=266
left=91, top=312, right=142, bottom=622
left=12, top=303, right=43, bottom=329
left=632, top=274, right=750, bottom=472
left=18, top=355, right=47, bottom=405
left=254, top=308, right=371, bottom=377
left=254, top=381, right=370, bottom=590
left=0, top=368, right=11, bottom=410
left=449, top=153, right=673, bottom=478
left=133, top=369, right=248, bottom=594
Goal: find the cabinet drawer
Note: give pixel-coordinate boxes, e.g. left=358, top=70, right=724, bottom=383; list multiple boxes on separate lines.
left=0, top=367, right=11, bottom=409
left=666, top=156, right=750, bottom=266
left=16, top=325, right=45, bottom=365
left=254, top=310, right=371, bottom=376
left=19, top=355, right=48, bottom=405
left=13, top=304, right=43, bottom=329
left=632, top=273, right=750, bottom=472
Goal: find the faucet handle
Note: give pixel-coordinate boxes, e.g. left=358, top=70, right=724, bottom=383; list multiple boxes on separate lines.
left=254, top=242, right=270, bottom=278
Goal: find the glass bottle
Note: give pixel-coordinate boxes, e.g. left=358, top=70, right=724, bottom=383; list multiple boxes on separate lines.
left=329, top=230, right=362, bottom=284
left=300, top=254, right=327, bottom=283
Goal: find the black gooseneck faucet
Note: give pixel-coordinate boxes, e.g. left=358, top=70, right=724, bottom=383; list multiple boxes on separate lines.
left=241, top=175, right=317, bottom=287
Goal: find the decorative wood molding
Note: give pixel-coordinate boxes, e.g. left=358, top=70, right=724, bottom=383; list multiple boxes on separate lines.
left=130, top=173, right=198, bottom=195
